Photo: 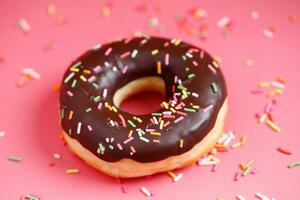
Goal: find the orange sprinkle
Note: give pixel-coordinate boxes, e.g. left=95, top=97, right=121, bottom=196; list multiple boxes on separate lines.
left=157, top=61, right=162, bottom=74
left=240, top=135, right=247, bottom=145
left=128, top=130, right=133, bottom=138
left=68, top=110, right=74, bottom=120
left=66, top=168, right=80, bottom=174
left=53, top=83, right=61, bottom=92
left=239, top=163, right=247, bottom=170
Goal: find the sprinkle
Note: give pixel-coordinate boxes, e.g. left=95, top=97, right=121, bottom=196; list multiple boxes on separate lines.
left=66, top=169, right=80, bottom=174
left=130, top=146, right=136, bottom=154
left=93, top=65, right=102, bottom=73
left=245, top=59, right=254, bottom=67
left=92, top=44, right=101, bottom=51
left=122, top=65, right=128, bottom=74
left=18, top=18, right=31, bottom=33
left=140, top=136, right=150, bottom=143
left=67, top=91, right=74, bottom=97
left=127, top=120, right=136, bottom=128
left=151, top=49, right=159, bottom=55
left=255, top=192, right=270, bottom=200
left=22, top=194, right=40, bottom=200
left=80, top=75, right=87, bottom=82
left=236, top=195, right=246, bottom=200
left=234, top=172, right=240, bottom=181
left=22, top=68, right=41, bottom=80
left=8, top=156, right=22, bottom=162
left=97, top=102, right=103, bottom=110
left=251, top=167, right=261, bottom=175
left=242, top=167, right=251, bottom=176
left=262, top=28, right=274, bottom=39
left=140, top=187, right=152, bottom=197
left=86, top=108, right=92, bottom=112
left=105, top=47, right=112, bottom=56
left=121, top=185, right=128, bottom=193
left=174, top=116, right=184, bottom=123
left=123, top=137, right=134, bottom=144
left=266, top=120, right=281, bottom=132
left=165, top=54, right=170, bottom=65
left=217, top=16, right=231, bottom=28
left=288, top=161, right=300, bottom=168
left=47, top=4, right=56, bottom=16
left=246, top=160, right=254, bottom=168
left=258, top=113, right=267, bottom=123
left=157, top=61, right=162, bottom=74
left=148, top=16, right=159, bottom=28
left=0, top=131, right=5, bottom=138
left=277, top=147, right=292, bottom=155
left=131, top=49, right=138, bottom=58
left=120, top=51, right=131, bottom=59
left=184, top=108, right=196, bottom=112
left=102, top=5, right=111, bottom=17
left=203, top=104, right=213, bottom=112
left=271, top=81, right=285, bottom=89
left=53, top=153, right=61, bottom=160
left=77, top=122, right=82, bottom=134
left=179, top=139, right=184, bottom=148
left=211, top=82, right=218, bottom=93
left=102, top=88, right=108, bottom=98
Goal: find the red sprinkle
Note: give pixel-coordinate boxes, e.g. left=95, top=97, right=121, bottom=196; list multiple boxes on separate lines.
left=277, top=147, right=292, bottom=155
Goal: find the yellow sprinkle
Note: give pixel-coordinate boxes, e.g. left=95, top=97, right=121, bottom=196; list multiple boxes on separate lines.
left=240, top=135, right=247, bottom=145
left=151, top=49, right=159, bottom=55
left=246, top=160, right=254, bottom=168
left=156, top=61, right=162, bottom=74
left=174, top=39, right=181, bottom=46
left=170, top=107, right=176, bottom=113
left=162, top=102, right=169, bottom=109
left=212, top=60, right=219, bottom=68
left=80, top=75, right=87, bottom=82
left=112, top=106, right=118, bottom=112
left=266, top=120, right=281, bottom=132
left=68, top=111, right=74, bottom=120
left=83, top=69, right=91, bottom=74
left=259, top=113, right=267, bottom=123
left=150, top=132, right=161, bottom=136
left=159, top=120, right=164, bottom=130
left=231, top=142, right=241, bottom=149
left=70, top=68, right=80, bottom=72
left=104, top=102, right=109, bottom=108
left=192, top=105, right=200, bottom=109
left=66, top=169, right=80, bottom=174
left=167, top=171, right=176, bottom=179
left=136, top=117, right=142, bottom=123
left=179, top=139, right=184, bottom=148
left=259, top=81, right=271, bottom=88
left=128, top=130, right=133, bottom=137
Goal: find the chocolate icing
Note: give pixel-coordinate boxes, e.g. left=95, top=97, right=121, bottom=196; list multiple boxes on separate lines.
left=60, top=36, right=227, bottom=163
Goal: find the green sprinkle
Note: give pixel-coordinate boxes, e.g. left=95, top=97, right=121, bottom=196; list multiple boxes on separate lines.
left=152, top=112, right=162, bottom=116
left=211, top=82, right=218, bottom=94
left=242, top=167, right=250, bottom=176
left=188, top=73, right=195, bottom=79
left=8, top=156, right=22, bottom=162
left=24, top=194, right=39, bottom=200
left=288, top=161, right=300, bottom=168
left=127, top=120, right=136, bottom=128
left=92, top=83, right=99, bottom=89
left=93, top=96, right=101, bottom=102
left=71, top=61, right=82, bottom=68
left=184, top=108, right=196, bottom=112
left=177, top=85, right=187, bottom=90
left=86, top=108, right=92, bottom=112
left=71, top=79, right=77, bottom=88
left=98, top=143, right=105, bottom=154
left=61, top=108, right=65, bottom=119
left=109, top=145, right=114, bottom=150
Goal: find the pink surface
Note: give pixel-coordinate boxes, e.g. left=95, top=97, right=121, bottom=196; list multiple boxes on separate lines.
left=1, top=0, right=300, bottom=199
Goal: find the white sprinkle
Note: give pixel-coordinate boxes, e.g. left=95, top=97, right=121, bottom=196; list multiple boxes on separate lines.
left=165, top=53, right=170, bottom=65
left=93, top=65, right=102, bottom=73
left=262, top=29, right=274, bottom=39
left=208, top=64, right=217, bottom=74
left=185, top=52, right=193, bottom=58
left=217, top=16, right=231, bottom=28
left=140, top=136, right=150, bottom=143
left=203, top=104, right=213, bottom=112
left=53, top=153, right=61, bottom=160
left=92, top=44, right=101, bottom=50
left=271, top=81, right=285, bottom=89
left=87, top=125, right=93, bottom=131
left=218, top=134, right=229, bottom=144
left=149, top=16, right=159, bottom=27
left=22, top=68, right=41, bottom=80
left=109, top=120, right=115, bottom=127
left=192, top=92, right=199, bottom=98
left=0, top=131, right=5, bottom=138
left=173, top=173, right=183, bottom=182
left=198, top=158, right=218, bottom=166
left=102, top=88, right=107, bottom=98
left=255, top=192, right=270, bottom=200
left=251, top=11, right=259, bottom=20
left=18, top=18, right=31, bottom=33
left=77, top=122, right=82, bottom=134
left=237, top=195, right=246, bottom=200
left=131, top=49, right=138, bottom=58
left=140, top=187, right=152, bottom=197
left=64, top=72, right=75, bottom=83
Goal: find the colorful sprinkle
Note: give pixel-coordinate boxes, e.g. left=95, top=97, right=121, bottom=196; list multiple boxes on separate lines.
left=8, top=156, right=22, bottom=162
left=66, top=168, right=80, bottom=174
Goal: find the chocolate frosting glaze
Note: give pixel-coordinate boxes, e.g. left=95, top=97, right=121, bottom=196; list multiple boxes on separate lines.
left=60, top=36, right=227, bottom=163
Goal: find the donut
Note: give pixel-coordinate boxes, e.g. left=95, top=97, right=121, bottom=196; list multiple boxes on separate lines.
left=59, top=36, right=228, bottom=178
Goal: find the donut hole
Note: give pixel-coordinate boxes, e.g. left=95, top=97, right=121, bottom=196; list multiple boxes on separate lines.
left=113, top=76, right=166, bottom=115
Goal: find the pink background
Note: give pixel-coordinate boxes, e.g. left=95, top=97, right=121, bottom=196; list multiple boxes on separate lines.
left=1, top=0, right=300, bottom=199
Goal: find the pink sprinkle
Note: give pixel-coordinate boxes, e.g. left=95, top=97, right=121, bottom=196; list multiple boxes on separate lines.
left=121, top=185, right=128, bottom=193
left=93, top=65, right=101, bottom=73
left=164, top=41, right=169, bottom=47
left=67, top=91, right=73, bottom=97
left=117, top=143, right=123, bottom=150
left=123, top=137, right=134, bottom=144
left=208, top=64, right=217, bottom=73
left=153, top=139, right=160, bottom=143
left=163, top=121, right=171, bottom=127
left=105, top=47, right=112, bottom=56
left=130, top=146, right=136, bottom=153
left=203, top=104, right=213, bottom=112
left=174, top=116, right=184, bottom=123
left=122, top=65, right=128, bottom=74
left=192, top=61, right=198, bottom=66
left=120, top=51, right=131, bottom=59
left=176, top=111, right=187, bottom=116
left=165, top=53, right=170, bottom=65
left=212, top=164, right=217, bottom=172
left=87, top=125, right=93, bottom=131
left=264, top=102, right=273, bottom=113
left=146, top=128, right=155, bottom=132
left=200, top=50, right=204, bottom=58
left=88, top=76, right=96, bottom=83
left=118, top=114, right=126, bottom=127
left=140, top=39, right=148, bottom=45
left=97, top=102, right=103, bottom=110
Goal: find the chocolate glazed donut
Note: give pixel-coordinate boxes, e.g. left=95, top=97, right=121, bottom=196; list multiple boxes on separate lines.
left=60, top=36, right=227, bottom=166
